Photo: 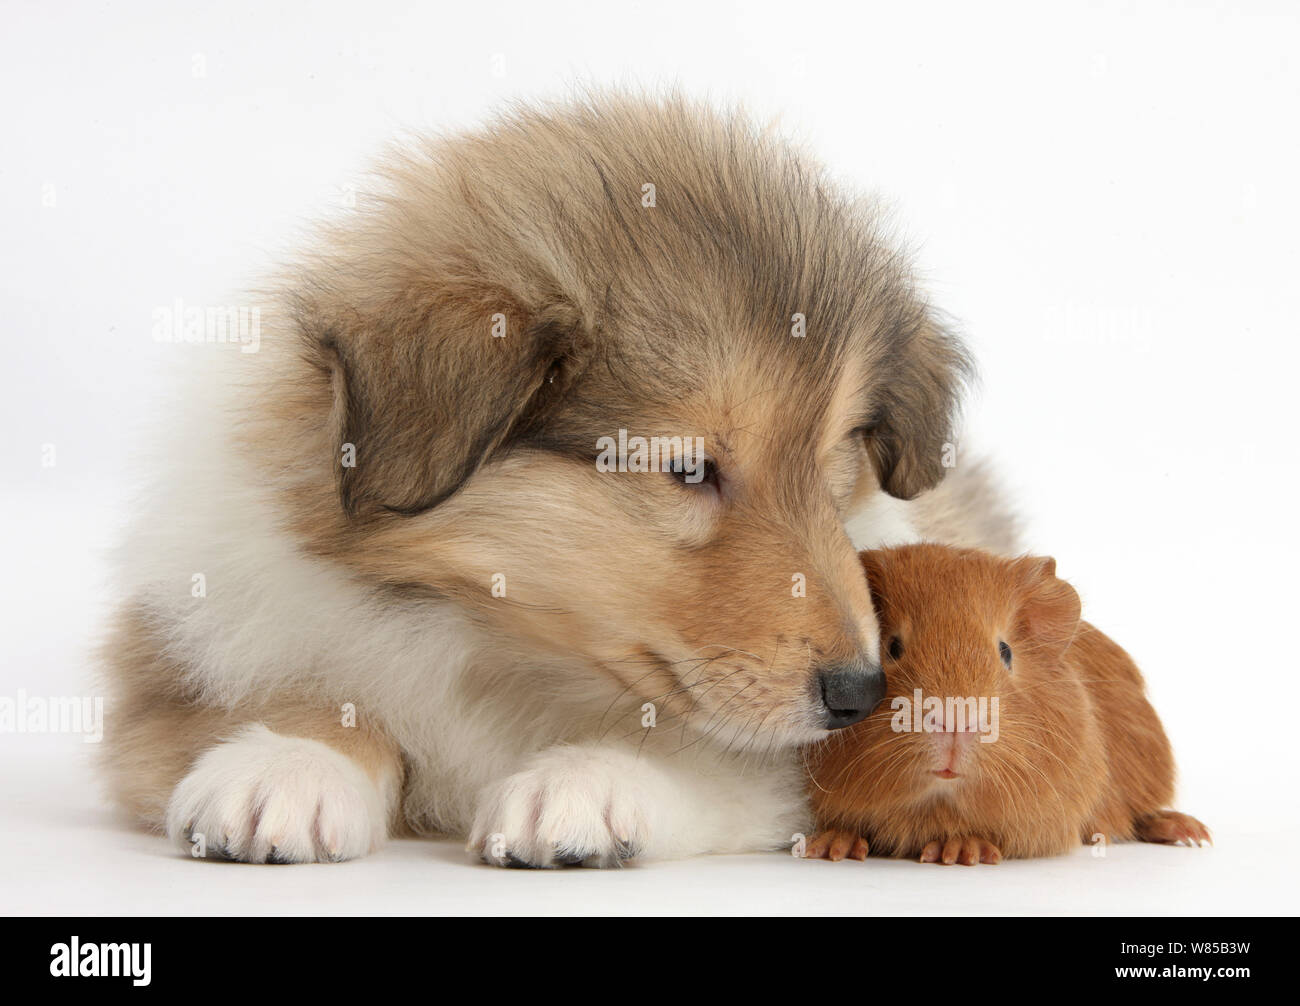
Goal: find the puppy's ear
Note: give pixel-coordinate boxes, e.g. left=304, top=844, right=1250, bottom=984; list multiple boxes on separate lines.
left=312, top=291, right=591, bottom=517
left=864, top=320, right=970, bottom=500
left=1012, top=556, right=1082, bottom=658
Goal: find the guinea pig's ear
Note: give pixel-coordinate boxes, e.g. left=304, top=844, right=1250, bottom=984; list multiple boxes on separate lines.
left=1012, top=556, right=1082, bottom=658
left=863, top=318, right=972, bottom=501
left=309, top=293, right=591, bottom=518
left=859, top=550, right=890, bottom=606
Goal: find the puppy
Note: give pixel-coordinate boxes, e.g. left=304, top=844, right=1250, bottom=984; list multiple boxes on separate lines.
left=102, top=94, right=1018, bottom=867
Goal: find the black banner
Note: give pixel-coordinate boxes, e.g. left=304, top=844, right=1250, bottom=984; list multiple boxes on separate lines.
left=0, top=916, right=1276, bottom=990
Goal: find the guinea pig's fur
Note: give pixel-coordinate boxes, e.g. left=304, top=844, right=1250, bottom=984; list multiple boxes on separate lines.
left=804, top=544, right=1210, bottom=864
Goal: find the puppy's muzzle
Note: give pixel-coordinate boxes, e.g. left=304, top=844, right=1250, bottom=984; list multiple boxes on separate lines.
left=817, top=662, right=887, bottom=730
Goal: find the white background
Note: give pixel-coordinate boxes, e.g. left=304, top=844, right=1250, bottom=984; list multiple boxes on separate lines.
left=1, top=0, right=1296, bottom=915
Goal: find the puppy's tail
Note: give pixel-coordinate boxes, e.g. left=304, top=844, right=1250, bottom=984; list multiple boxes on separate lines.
left=909, top=455, right=1022, bottom=555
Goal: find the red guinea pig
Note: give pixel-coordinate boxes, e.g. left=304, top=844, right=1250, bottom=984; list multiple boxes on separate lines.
left=803, top=544, right=1210, bottom=865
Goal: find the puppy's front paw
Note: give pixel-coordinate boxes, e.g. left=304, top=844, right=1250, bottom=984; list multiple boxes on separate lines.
left=469, top=746, right=650, bottom=868
left=165, top=724, right=386, bottom=863
left=919, top=836, right=1003, bottom=865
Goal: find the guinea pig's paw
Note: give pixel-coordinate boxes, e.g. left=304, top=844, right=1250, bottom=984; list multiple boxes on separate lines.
left=919, top=836, right=1003, bottom=866
left=803, top=829, right=870, bottom=861
left=468, top=747, right=649, bottom=869
left=164, top=724, right=387, bottom=864
left=1134, top=811, right=1213, bottom=847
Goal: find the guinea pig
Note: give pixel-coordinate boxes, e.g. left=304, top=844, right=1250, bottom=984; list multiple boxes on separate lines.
left=803, top=543, right=1210, bottom=865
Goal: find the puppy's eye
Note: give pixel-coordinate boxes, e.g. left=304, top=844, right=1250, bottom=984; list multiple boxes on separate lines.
left=888, top=636, right=904, bottom=661
left=998, top=640, right=1012, bottom=669
left=668, top=456, right=719, bottom=490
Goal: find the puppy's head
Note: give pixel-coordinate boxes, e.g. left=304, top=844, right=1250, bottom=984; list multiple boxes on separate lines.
left=290, top=95, right=970, bottom=749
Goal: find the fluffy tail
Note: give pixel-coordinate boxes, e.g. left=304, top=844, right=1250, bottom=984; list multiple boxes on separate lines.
left=909, top=456, right=1022, bottom=554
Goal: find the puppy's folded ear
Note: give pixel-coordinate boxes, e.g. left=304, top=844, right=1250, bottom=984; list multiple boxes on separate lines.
left=863, top=319, right=970, bottom=500
left=1012, top=556, right=1082, bottom=658
left=310, top=291, right=591, bottom=517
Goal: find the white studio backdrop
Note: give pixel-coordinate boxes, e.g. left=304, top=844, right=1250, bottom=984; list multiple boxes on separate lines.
left=1, top=0, right=1296, bottom=913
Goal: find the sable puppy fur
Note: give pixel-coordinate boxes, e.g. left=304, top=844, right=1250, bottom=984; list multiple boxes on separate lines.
left=102, top=94, right=1019, bottom=867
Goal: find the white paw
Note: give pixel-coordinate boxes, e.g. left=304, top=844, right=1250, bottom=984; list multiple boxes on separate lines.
left=468, top=746, right=651, bottom=868
left=165, top=724, right=386, bottom=863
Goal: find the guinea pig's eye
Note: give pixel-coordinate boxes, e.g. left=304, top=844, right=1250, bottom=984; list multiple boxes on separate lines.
left=668, top=455, right=720, bottom=491
left=998, top=640, right=1012, bottom=670
left=888, top=636, right=904, bottom=661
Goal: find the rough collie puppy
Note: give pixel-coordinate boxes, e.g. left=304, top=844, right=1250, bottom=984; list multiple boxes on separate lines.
left=102, top=95, right=1017, bottom=867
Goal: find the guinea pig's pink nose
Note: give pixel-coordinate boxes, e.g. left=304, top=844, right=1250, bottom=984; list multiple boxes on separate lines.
left=930, top=724, right=978, bottom=776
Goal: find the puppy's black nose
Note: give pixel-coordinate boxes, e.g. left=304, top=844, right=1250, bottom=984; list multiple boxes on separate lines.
left=818, top=663, right=887, bottom=730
